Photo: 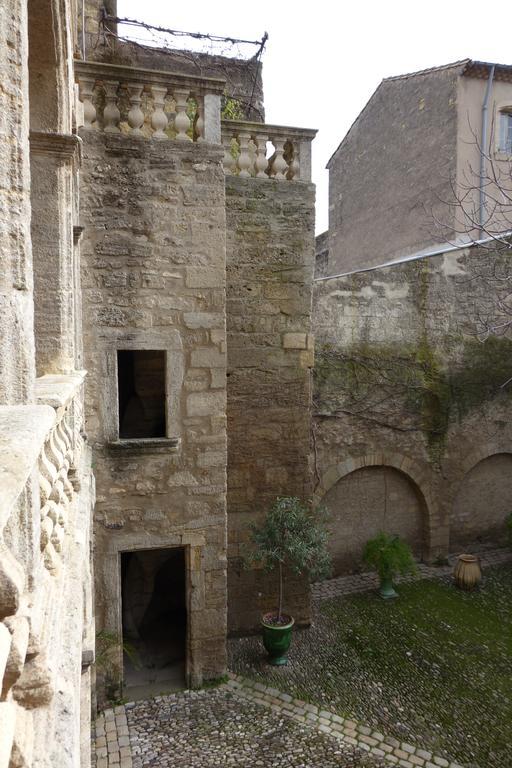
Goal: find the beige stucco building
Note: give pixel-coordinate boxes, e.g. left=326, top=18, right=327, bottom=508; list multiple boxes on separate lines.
left=322, top=59, right=512, bottom=275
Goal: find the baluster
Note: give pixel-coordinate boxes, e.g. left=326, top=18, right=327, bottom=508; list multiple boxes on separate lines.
left=127, top=83, right=144, bottom=135
left=194, top=94, right=204, bottom=142
left=270, top=137, right=288, bottom=181
left=237, top=131, right=253, bottom=177
left=173, top=88, right=192, bottom=141
left=288, top=140, right=300, bottom=180
left=255, top=133, right=269, bottom=178
left=151, top=86, right=169, bottom=139
left=40, top=516, right=54, bottom=550
left=103, top=81, right=121, bottom=133
left=222, top=133, right=237, bottom=174
left=51, top=524, right=65, bottom=553
left=78, top=76, right=97, bottom=129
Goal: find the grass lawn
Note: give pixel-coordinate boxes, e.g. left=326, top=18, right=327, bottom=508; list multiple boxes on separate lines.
left=228, top=565, right=512, bottom=767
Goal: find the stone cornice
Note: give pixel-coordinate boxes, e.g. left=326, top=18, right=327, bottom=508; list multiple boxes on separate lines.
left=29, top=131, right=82, bottom=163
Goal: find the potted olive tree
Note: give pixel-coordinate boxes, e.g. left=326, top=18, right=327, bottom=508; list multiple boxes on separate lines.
left=363, top=532, right=416, bottom=599
left=246, top=496, right=331, bottom=665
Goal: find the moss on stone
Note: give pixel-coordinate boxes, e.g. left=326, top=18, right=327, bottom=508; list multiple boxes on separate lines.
left=314, top=335, right=512, bottom=465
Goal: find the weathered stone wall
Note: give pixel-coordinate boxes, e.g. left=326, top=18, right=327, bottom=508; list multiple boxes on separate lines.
left=225, top=177, right=316, bottom=633
left=0, top=0, right=35, bottom=405
left=315, top=230, right=329, bottom=278
left=327, top=65, right=460, bottom=275
left=313, top=242, right=512, bottom=573
left=79, top=131, right=228, bottom=691
left=0, top=0, right=95, bottom=764
left=0, top=380, right=94, bottom=768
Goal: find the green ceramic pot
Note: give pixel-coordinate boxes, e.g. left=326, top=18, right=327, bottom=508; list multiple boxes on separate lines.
left=379, top=576, right=398, bottom=599
left=261, top=613, right=295, bottom=665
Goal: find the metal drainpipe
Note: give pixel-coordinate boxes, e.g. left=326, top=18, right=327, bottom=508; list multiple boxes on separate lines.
left=479, top=64, right=495, bottom=235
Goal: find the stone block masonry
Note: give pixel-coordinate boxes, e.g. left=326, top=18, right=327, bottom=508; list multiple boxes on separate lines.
left=225, top=176, right=316, bottom=633
left=312, top=242, right=512, bottom=573
left=79, top=131, right=228, bottom=694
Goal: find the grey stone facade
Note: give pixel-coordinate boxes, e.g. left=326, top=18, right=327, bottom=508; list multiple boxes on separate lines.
left=313, top=241, right=512, bottom=573
left=79, top=132, right=229, bottom=693
left=225, top=177, right=316, bottom=633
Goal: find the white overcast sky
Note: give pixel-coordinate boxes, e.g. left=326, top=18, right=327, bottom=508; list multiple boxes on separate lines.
left=119, top=0, right=511, bottom=234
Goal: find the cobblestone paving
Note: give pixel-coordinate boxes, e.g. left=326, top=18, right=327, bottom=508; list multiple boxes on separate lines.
left=93, top=548, right=511, bottom=767
left=311, top=547, right=512, bottom=602
left=227, top=674, right=463, bottom=768
left=96, top=686, right=386, bottom=767
left=94, top=706, right=132, bottom=768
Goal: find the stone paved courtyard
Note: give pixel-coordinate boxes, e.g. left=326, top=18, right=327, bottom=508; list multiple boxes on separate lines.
left=93, top=549, right=511, bottom=768
left=230, top=557, right=512, bottom=768
left=95, top=687, right=385, bottom=767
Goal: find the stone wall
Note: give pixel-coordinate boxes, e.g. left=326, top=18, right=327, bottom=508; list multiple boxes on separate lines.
left=315, top=230, right=329, bottom=278
left=0, top=377, right=94, bottom=768
left=79, top=131, right=228, bottom=692
left=313, top=242, right=512, bottom=573
left=0, top=0, right=35, bottom=405
left=225, top=176, right=316, bottom=633
left=327, top=64, right=460, bottom=275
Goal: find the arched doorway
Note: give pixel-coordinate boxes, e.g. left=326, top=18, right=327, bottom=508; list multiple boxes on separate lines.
left=451, top=453, right=512, bottom=550
left=322, top=465, right=426, bottom=576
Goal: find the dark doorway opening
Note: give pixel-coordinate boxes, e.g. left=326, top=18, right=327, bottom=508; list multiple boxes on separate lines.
left=121, top=548, right=187, bottom=698
left=117, top=350, right=166, bottom=439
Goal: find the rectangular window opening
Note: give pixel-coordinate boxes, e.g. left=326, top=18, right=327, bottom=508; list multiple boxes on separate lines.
left=499, top=111, right=512, bottom=154
left=117, top=350, right=166, bottom=439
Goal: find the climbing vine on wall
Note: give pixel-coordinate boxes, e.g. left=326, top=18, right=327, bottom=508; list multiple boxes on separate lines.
left=314, top=336, right=512, bottom=465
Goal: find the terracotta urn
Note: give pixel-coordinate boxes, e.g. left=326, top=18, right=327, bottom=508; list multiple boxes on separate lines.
left=454, top=554, right=481, bottom=591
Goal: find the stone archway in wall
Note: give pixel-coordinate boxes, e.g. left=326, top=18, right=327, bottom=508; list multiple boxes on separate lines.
left=315, top=455, right=432, bottom=577
left=450, top=452, right=512, bottom=550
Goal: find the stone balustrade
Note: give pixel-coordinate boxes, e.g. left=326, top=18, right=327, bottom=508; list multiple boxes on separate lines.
left=75, top=60, right=224, bottom=143
left=35, top=373, right=86, bottom=574
left=0, top=372, right=85, bottom=765
left=221, top=120, right=316, bottom=181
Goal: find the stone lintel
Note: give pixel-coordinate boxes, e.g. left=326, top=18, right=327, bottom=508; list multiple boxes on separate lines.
left=29, top=131, right=82, bottom=163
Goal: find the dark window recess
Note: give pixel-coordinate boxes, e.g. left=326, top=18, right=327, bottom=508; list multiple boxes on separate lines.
left=117, top=350, right=166, bottom=439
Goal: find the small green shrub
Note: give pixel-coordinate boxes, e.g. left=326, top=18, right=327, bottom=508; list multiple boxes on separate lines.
left=363, top=533, right=416, bottom=582
left=246, top=496, right=331, bottom=623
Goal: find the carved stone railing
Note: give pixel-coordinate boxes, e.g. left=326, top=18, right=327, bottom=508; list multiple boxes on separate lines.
left=35, top=373, right=86, bottom=574
left=75, top=60, right=225, bottom=143
left=221, top=120, right=316, bottom=181
left=0, top=372, right=85, bottom=764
